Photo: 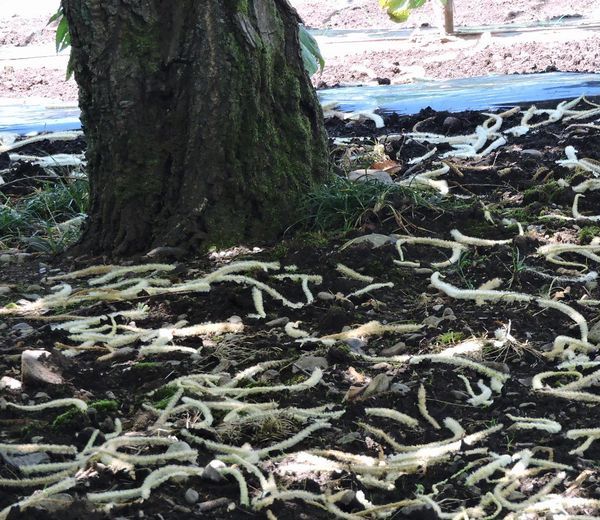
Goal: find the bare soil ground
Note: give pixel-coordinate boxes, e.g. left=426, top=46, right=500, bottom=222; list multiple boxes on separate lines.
left=1, top=1, right=600, bottom=101
left=1, top=98, right=600, bottom=519
left=291, top=0, right=600, bottom=30
left=315, top=33, right=600, bottom=87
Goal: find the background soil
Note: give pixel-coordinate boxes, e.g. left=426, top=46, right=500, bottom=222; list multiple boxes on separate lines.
left=0, top=0, right=599, bottom=102
left=2, top=100, right=600, bottom=518
left=292, top=0, right=600, bottom=30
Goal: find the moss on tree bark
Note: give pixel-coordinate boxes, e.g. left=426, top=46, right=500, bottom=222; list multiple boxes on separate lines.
left=62, top=0, right=328, bottom=255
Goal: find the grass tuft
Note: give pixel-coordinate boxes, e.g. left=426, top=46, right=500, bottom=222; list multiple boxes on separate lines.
left=0, top=178, right=88, bottom=253
left=300, top=176, right=439, bottom=233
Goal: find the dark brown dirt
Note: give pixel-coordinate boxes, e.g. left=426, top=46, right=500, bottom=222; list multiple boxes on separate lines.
left=2, top=98, right=600, bottom=519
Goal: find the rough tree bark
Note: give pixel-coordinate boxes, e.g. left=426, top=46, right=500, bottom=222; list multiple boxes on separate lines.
left=61, top=0, right=328, bottom=255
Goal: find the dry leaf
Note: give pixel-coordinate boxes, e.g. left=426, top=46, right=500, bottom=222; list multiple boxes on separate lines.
left=362, top=373, right=391, bottom=399
left=371, top=159, right=402, bottom=175
left=343, top=373, right=392, bottom=402
left=345, top=366, right=367, bottom=385
left=343, top=385, right=367, bottom=402
left=552, top=286, right=571, bottom=300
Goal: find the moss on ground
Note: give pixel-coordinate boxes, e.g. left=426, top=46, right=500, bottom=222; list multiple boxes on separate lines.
left=579, top=225, right=600, bottom=244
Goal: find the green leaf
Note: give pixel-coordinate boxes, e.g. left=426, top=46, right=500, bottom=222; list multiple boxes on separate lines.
left=299, top=25, right=324, bottom=76
left=55, top=15, right=71, bottom=53
left=379, top=0, right=427, bottom=22
left=301, top=46, right=319, bottom=77
left=388, top=8, right=411, bottom=22
left=47, top=6, right=64, bottom=25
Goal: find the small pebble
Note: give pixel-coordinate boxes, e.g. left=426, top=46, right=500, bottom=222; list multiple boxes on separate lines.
left=166, top=441, right=192, bottom=454
left=184, top=488, right=199, bottom=505
left=0, top=376, right=21, bottom=392
left=203, top=460, right=226, bottom=482
left=317, top=291, right=335, bottom=301
left=100, top=417, right=115, bottom=432
left=443, top=116, right=461, bottom=131
left=266, top=317, right=289, bottom=327
left=381, top=342, right=406, bottom=356
left=520, top=149, right=543, bottom=158
left=390, top=382, right=411, bottom=395
left=11, top=323, right=34, bottom=336
left=34, top=392, right=50, bottom=401
left=345, top=338, right=367, bottom=352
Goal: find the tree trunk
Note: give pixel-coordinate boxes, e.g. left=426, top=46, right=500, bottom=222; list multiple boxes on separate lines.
left=61, top=0, right=328, bottom=256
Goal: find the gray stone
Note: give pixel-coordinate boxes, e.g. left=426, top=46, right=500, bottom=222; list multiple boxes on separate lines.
left=588, top=321, right=600, bottom=343
left=345, top=338, right=367, bottom=352
left=520, top=149, right=543, bottom=158
left=100, top=417, right=115, bottom=432
left=293, top=356, right=328, bottom=373
left=337, top=491, right=355, bottom=505
left=443, top=116, right=461, bottom=131
left=203, top=460, right=226, bottom=482
left=266, top=317, right=289, bottom=327
left=442, top=307, right=456, bottom=319
left=21, top=350, right=63, bottom=386
left=348, top=169, right=394, bottom=185
left=0, top=376, right=21, bottom=392
left=11, top=322, right=34, bottom=337
left=184, top=488, right=199, bottom=505
left=390, top=382, right=411, bottom=395
left=317, top=291, right=335, bottom=301
left=381, top=342, right=406, bottom=356
left=363, top=373, right=391, bottom=398
left=34, top=392, right=51, bottom=401
left=166, top=441, right=192, bottom=454
left=1, top=451, right=50, bottom=468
